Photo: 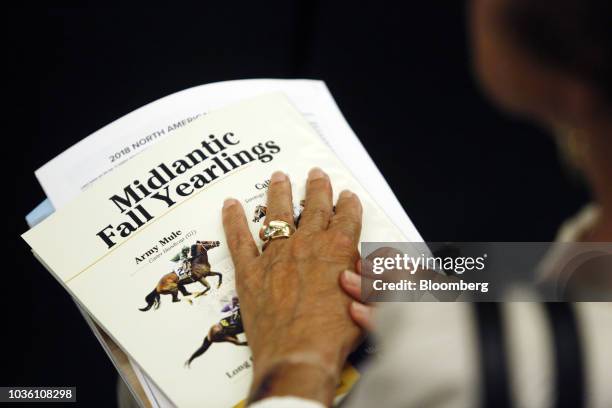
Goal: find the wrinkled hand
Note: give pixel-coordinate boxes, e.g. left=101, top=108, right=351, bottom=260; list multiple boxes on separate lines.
left=222, top=168, right=363, bottom=405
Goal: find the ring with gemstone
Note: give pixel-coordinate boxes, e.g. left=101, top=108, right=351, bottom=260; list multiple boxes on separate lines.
left=260, top=220, right=295, bottom=249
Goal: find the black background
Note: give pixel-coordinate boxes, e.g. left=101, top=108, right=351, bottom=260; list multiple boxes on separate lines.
left=11, top=3, right=589, bottom=407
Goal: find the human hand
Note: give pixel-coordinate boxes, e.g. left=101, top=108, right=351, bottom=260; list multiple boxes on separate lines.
left=340, top=246, right=458, bottom=331
left=222, top=168, right=363, bottom=405
left=340, top=246, right=407, bottom=332
left=340, top=260, right=376, bottom=332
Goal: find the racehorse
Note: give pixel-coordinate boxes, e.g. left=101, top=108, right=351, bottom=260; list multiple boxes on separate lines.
left=252, top=205, right=267, bottom=222
left=185, top=309, right=247, bottom=367
left=252, top=202, right=305, bottom=224
left=139, top=240, right=222, bottom=311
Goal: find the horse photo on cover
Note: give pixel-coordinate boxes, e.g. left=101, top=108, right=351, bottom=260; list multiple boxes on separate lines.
left=139, top=240, right=222, bottom=311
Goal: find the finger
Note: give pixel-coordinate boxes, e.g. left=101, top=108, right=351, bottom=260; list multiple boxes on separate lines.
left=363, top=247, right=402, bottom=278
left=340, top=270, right=362, bottom=301
left=329, top=190, right=362, bottom=246
left=262, top=171, right=295, bottom=231
left=342, top=269, right=377, bottom=303
left=222, top=198, right=259, bottom=271
left=350, top=301, right=375, bottom=332
left=299, top=167, right=333, bottom=233
left=357, top=258, right=379, bottom=280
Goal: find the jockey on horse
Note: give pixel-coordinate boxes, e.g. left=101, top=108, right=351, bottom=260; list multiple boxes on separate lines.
left=171, top=246, right=192, bottom=281
left=219, top=296, right=241, bottom=329
left=139, top=240, right=222, bottom=311
left=185, top=296, right=247, bottom=367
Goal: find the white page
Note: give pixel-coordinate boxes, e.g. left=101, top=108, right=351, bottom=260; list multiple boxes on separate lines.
left=34, top=79, right=424, bottom=407
left=130, top=357, right=173, bottom=408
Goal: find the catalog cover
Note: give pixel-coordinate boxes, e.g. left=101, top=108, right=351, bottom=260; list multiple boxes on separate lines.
left=22, top=93, right=406, bottom=407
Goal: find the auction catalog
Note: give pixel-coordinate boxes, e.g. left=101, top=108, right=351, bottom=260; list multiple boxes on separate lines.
left=23, top=93, right=414, bottom=407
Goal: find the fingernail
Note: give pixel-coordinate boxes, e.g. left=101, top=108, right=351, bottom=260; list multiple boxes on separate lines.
left=308, top=167, right=326, bottom=180
left=351, top=301, right=370, bottom=316
left=270, top=171, right=287, bottom=184
left=343, top=270, right=361, bottom=288
left=339, top=189, right=353, bottom=199
left=223, top=198, right=238, bottom=209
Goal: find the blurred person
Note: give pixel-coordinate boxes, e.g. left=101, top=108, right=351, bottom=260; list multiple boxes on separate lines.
left=215, top=1, right=612, bottom=407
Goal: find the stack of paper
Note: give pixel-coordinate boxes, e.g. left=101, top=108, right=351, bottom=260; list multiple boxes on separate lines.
left=25, top=79, right=423, bottom=407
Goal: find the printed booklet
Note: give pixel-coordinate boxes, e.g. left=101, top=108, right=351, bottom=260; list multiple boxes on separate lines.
left=23, top=92, right=414, bottom=407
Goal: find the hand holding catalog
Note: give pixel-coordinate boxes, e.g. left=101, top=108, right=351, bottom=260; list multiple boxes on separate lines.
left=23, top=85, right=424, bottom=407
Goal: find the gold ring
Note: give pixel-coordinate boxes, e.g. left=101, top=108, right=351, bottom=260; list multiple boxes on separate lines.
left=260, top=220, right=295, bottom=249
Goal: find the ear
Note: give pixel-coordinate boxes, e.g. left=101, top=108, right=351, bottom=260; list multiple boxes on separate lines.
left=556, top=76, right=603, bottom=125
